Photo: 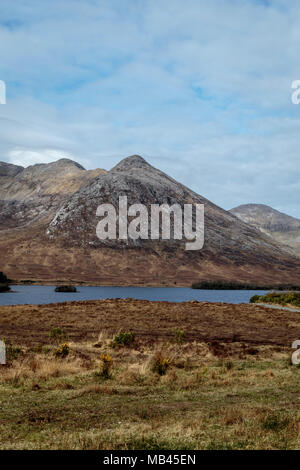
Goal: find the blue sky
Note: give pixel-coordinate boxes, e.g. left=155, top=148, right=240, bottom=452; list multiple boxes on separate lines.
left=1, top=0, right=300, bottom=216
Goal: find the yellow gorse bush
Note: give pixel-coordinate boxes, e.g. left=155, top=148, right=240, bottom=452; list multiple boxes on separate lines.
left=99, top=353, right=113, bottom=378
left=162, top=358, right=171, bottom=367
left=54, top=343, right=71, bottom=359
left=151, top=352, right=171, bottom=375
left=100, top=353, right=112, bottom=363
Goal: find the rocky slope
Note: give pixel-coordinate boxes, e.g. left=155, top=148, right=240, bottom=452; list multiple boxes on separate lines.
left=230, top=204, right=300, bottom=255
left=46, top=155, right=287, bottom=259
left=0, top=155, right=299, bottom=286
left=0, top=159, right=106, bottom=229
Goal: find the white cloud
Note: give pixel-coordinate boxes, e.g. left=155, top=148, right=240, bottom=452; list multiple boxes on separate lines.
left=7, top=148, right=75, bottom=168
left=0, top=0, right=300, bottom=216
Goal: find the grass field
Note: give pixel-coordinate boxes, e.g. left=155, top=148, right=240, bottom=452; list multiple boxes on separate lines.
left=0, top=299, right=300, bottom=450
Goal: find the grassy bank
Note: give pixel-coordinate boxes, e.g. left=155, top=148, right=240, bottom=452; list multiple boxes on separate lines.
left=250, top=291, right=300, bottom=308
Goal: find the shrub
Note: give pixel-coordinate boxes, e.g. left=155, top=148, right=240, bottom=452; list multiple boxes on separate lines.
left=49, top=327, right=68, bottom=344
left=99, top=353, right=113, bottom=379
left=250, top=292, right=300, bottom=308
left=113, top=331, right=135, bottom=347
left=0, top=272, right=8, bottom=283
left=55, top=285, right=77, bottom=293
left=224, top=361, right=234, bottom=371
left=261, top=414, right=289, bottom=432
left=192, top=280, right=300, bottom=290
left=173, top=328, right=186, bottom=344
left=0, top=272, right=10, bottom=292
left=150, top=351, right=171, bottom=376
left=54, top=343, right=70, bottom=359
left=250, top=295, right=260, bottom=303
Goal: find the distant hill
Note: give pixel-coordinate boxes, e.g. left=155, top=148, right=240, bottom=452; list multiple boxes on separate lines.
left=230, top=204, right=300, bottom=255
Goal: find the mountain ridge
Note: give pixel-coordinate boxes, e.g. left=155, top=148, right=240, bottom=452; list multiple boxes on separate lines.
left=0, top=158, right=106, bottom=229
left=0, top=155, right=299, bottom=286
left=230, top=203, right=300, bottom=255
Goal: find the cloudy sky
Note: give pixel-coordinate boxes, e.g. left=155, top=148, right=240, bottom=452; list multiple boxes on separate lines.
left=1, top=0, right=300, bottom=216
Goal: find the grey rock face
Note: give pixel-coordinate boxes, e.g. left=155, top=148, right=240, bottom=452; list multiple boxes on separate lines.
left=47, top=155, right=291, bottom=266
left=0, top=162, right=24, bottom=178
left=0, top=158, right=105, bottom=229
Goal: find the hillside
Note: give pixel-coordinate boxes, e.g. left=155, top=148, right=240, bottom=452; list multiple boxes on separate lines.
left=0, top=159, right=106, bottom=229
left=230, top=204, right=300, bottom=255
left=0, top=155, right=299, bottom=285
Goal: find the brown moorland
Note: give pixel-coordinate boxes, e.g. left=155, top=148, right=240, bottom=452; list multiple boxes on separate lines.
left=0, top=298, right=299, bottom=348
left=1, top=299, right=300, bottom=450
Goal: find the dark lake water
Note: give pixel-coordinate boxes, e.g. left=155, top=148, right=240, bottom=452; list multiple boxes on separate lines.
left=0, top=285, right=270, bottom=306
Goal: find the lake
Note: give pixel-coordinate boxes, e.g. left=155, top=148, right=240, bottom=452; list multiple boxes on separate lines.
left=0, top=285, right=270, bottom=306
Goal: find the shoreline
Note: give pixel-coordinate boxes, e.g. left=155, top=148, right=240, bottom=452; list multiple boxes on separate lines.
left=256, top=302, right=300, bottom=312
left=10, top=280, right=184, bottom=288
left=10, top=279, right=297, bottom=290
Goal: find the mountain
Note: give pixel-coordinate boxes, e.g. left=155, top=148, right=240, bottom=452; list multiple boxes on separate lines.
left=0, top=155, right=300, bottom=286
left=0, top=161, right=24, bottom=178
left=0, top=158, right=106, bottom=229
left=230, top=204, right=300, bottom=255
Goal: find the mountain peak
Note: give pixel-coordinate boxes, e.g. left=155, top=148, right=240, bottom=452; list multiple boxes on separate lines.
left=230, top=203, right=300, bottom=254
left=0, top=161, right=24, bottom=177
left=25, top=158, right=85, bottom=172
left=50, top=158, right=85, bottom=171
left=230, top=203, right=300, bottom=222
left=111, top=155, right=152, bottom=172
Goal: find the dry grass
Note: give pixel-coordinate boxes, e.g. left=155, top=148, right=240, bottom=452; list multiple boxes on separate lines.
left=0, top=300, right=300, bottom=450
left=0, top=333, right=299, bottom=450
left=0, top=354, right=87, bottom=386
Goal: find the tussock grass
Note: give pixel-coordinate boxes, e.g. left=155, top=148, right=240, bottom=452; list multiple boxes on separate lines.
left=0, top=335, right=299, bottom=450
left=0, top=354, right=86, bottom=386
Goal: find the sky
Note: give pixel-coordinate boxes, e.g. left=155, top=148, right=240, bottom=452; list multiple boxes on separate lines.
left=1, top=0, right=300, bottom=217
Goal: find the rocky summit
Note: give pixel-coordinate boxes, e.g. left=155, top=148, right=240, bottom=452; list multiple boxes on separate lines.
left=0, top=155, right=299, bottom=286
left=0, top=158, right=106, bottom=229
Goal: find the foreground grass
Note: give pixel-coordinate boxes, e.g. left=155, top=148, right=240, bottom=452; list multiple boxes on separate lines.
left=0, top=335, right=300, bottom=450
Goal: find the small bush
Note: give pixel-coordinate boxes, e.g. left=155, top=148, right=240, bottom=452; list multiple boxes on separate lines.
left=99, top=353, right=113, bottom=379
left=0, top=271, right=10, bottom=291
left=55, top=285, right=77, bottom=293
left=173, top=328, right=186, bottom=344
left=49, top=327, right=68, bottom=344
left=0, top=272, right=8, bottom=283
left=150, top=351, right=171, bottom=376
left=113, top=331, right=135, bottom=347
left=250, top=295, right=260, bottom=303
left=224, top=361, right=234, bottom=371
left=54, top=343, right=70, bottom=359
left=261, top=414, right=289, bottom=432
